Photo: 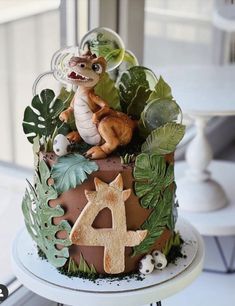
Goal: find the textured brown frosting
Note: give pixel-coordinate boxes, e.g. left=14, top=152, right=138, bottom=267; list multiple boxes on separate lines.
left=49, top=155, right=173, bottom=274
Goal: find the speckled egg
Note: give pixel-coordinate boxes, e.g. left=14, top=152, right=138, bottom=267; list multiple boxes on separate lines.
left=53, top=134, right=70, bottom=157
left=152, top=250, right=167, bottom=270
left=138, top=254, right=155, bottom=275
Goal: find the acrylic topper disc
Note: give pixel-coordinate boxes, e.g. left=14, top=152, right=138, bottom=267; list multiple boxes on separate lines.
left=80, top=27, right=125, bottom=71
left=51, top=46, right=80, bottom=85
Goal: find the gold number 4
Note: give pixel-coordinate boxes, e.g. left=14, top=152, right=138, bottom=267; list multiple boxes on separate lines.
left=70, top=174, right=147, bottom=274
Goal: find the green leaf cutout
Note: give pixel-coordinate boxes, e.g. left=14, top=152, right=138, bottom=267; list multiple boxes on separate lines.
left=141, top=123, right=185, bottom=155
left=147, top=76, right=173, bottom=102
left=94, top=72, right=121, bottom=110
left=132, top=185, right=175, bottom=256
left=22, top=89, right=64, bottom=143
left=51, top=153, right=99, bottom=194
left=127, top=86, right=151, bottom=119
left=134, top=153, right=174, bottom=208
left=117, top=66, right=151, bottom=111
left=22, top=160, right=71, bottom=267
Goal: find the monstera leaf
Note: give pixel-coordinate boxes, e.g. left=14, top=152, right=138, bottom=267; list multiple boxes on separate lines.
left=22, top=160, right=71, bottom=267
left=94, top=73, right=121, bottom=110
left=51, top=153, right=99, bottom=194
left=127, top=86, right=151, bottom=119
left=147, top=76, right=173, bottom=102
left=23, top=89, right=64, bottom=143
left=117, top=66, right=151, bottom=111
left=134, top=153, right=174, bottom=208
left=141, top=123, right=186, bottom=155
left=132, top=185, right=175, bottom=256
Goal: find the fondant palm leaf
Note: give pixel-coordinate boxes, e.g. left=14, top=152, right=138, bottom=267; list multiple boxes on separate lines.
left=22, top=160, right=71, bottom=267
left=22, top=89, right=64, bottom=143
left=132, top=185, right=175, bottom=256
left=51, top=153, right=99, bottom=194
left=134, top=153, right=174, bottom=208
left=141, top=123, right=185, bottom=155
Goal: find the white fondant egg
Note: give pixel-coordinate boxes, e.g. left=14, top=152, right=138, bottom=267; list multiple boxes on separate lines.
left=152, top=250, right=167, bottom=270
left=139, top=254, right=155, bottom=275
left=53, top=134, right=70, bottom=157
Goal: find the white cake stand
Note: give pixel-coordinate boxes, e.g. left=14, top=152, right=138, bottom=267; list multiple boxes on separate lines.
left=176, top=161, right=235, bottom=273
left=11, top=218, right=204, bottom=306
left=158, top=65, right=235, bottom=212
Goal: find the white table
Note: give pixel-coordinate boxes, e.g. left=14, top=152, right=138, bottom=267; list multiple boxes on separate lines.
left=11, top=219, right=204, bottom=306
left=176, top=160, right=235, bottom=273
left=158, top=65, right=235, bottom=212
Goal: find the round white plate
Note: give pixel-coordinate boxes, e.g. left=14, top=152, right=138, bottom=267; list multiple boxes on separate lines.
left=15, top=218, right=198, bottom=293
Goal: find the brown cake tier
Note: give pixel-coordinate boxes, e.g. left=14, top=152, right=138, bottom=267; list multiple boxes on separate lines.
left=49, top=155, right=173, bottom=275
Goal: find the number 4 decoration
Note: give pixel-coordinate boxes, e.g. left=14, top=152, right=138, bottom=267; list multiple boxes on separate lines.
left=70, top=174, right=148, bottom=274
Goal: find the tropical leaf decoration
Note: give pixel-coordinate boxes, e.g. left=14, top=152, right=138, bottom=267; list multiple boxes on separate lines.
left=22, top=159, right=71, bottom=267
left=94, top=72, right=121, bottom=110
left=117, top=66, right=155, bottom=112
left=51, top=153, right=99, bottom=194
left=132, top=185, right=175, bottom=256
left=141, top=123, right=186, bottom=155
left=23, top=89, right=64, bottom=143
left=57, top=87, right=75, bottom=109
left=127, top=86, right=151, bottom=119
left=134, top=153, right=174, bottom=208
left=147, top=76, right=173, bottom=102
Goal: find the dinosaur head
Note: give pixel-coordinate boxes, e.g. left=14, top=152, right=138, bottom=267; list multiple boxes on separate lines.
left=67, top=51, right=106, bottom=88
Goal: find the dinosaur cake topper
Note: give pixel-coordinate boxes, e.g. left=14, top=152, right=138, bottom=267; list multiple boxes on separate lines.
left=58, top=44, right=136, bottom=159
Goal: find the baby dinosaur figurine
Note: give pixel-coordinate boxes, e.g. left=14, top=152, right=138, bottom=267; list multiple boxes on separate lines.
left=59, top=49, right=136, bottom=159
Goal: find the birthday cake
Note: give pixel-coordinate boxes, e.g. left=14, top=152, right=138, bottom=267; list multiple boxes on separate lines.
left=22, top=27, right=185, bottom=278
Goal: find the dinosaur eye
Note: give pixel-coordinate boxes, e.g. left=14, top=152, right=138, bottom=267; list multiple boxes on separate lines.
left=78, top=63, right=86, bottom=68
left=92, top=63, right=103, bottom=74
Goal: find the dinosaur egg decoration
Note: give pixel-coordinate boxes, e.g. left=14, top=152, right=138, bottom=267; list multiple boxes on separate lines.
left=53, top=134, right=70, bottom=157
left=139, top=254, right=155, bottom=275
left=152, top=250, right=167, bottom=270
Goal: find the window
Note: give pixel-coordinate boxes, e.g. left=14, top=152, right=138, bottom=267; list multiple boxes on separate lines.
left=144, top=0, right=214, bottom=67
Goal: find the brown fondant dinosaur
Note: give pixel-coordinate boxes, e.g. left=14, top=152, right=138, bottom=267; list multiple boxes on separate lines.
left=59, top=50, right=136, bottom=159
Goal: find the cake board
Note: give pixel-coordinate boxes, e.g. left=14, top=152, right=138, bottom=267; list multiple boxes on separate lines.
left=11, top=218, right=204, bottom=306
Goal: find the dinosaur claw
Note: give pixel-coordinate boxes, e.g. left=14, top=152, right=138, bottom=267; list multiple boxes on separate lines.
left=85, top=146, right=107, bottom=159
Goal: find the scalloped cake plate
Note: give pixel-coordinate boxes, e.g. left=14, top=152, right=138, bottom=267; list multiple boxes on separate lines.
left=15, top=218, right=198, bottom=293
